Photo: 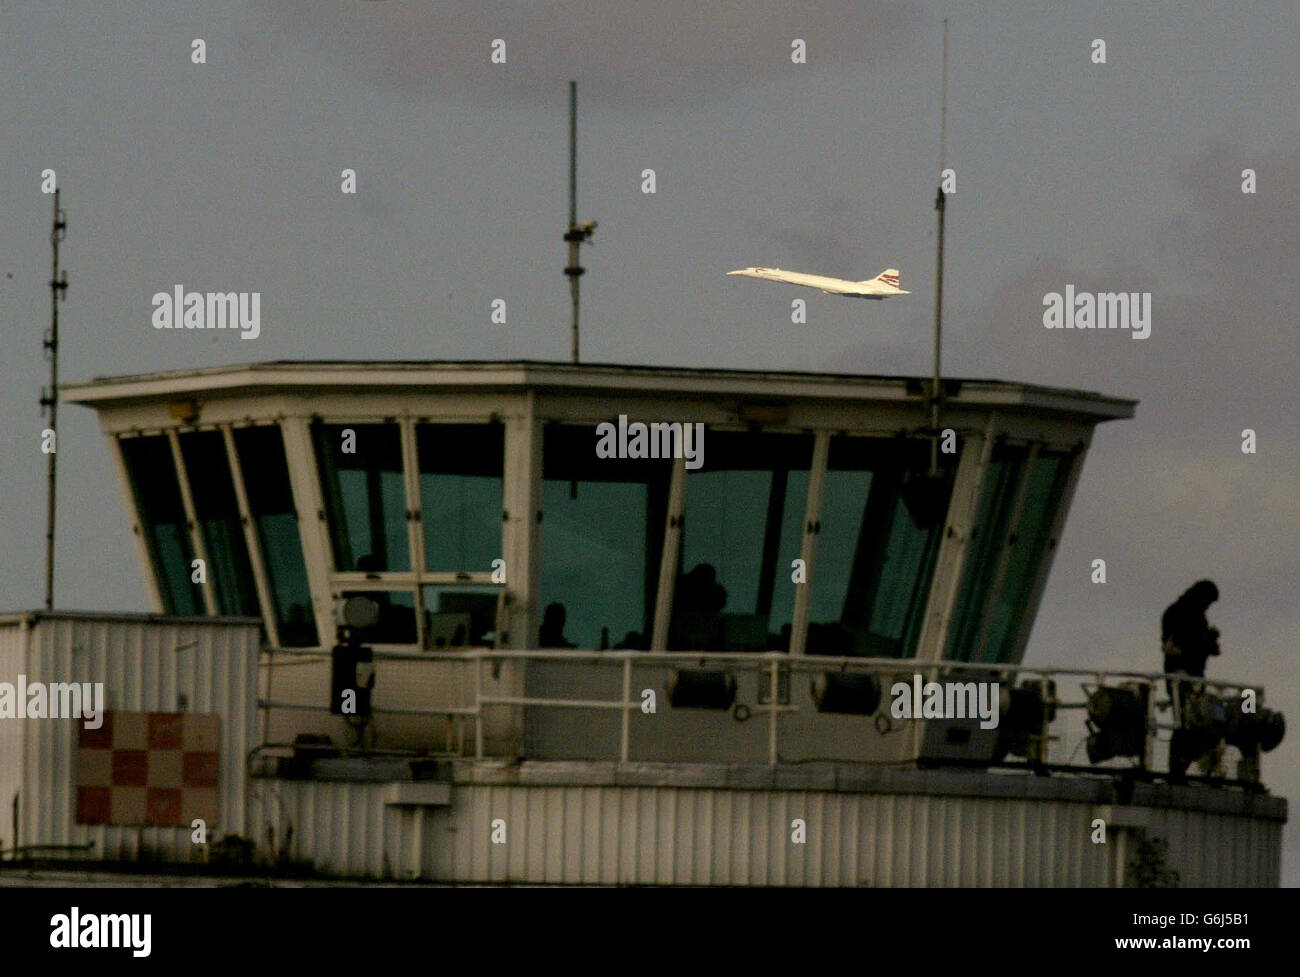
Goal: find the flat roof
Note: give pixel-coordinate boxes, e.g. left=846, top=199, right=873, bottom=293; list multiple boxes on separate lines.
left=63, top=359, right=1137, bottom=422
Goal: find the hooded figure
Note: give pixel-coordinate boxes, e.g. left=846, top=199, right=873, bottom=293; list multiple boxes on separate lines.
left=1161, top=579, right=1220, bottom=678
left=1162, top=580, right=1222, bottom=778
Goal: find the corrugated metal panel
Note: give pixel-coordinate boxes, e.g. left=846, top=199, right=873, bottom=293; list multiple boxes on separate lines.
left=14, top=614, right=259, bottom=863
left=3, top=610, right=1279, bottom=886
left=0, top=619, right=29, bottom=852
left=245, top=779, right=411, bottom=880
left=422, top=785, right=1120, bottom=886
left=236, top=775, right=1281, bottom=886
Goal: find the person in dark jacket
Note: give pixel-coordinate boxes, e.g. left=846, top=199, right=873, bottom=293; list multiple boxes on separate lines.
left=1161, top=579, right=1220, bottom=680
left=1162, top=579, right=1222, bottom=777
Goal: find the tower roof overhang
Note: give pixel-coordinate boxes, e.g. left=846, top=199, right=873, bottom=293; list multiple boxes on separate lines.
left=63, top=359, right=1136, bottom=424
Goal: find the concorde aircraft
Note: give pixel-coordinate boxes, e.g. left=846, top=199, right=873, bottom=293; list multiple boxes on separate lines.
left=727, top=266, right=909, bottom=299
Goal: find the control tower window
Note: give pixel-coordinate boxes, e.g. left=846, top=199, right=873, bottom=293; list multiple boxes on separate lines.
left=946, top=446, right=1072, bottom=663
left=808, top=437, right=956, bottom=658
left=421, top=584, right=500, bottom=649
left=541, top=424, right=671, bottom=651
left=234, top=426, right=318, bottom=647
left=417, top=423, right=504, bottom=573
left=672, top=431, right=813, bottom=652
left=119, top=435, right=203, bottom=615
left=314, top=423, right=410, bottom=573
left=178, top=431, right=259, bottom=617
left=981, top=451, right=1070, bottom=661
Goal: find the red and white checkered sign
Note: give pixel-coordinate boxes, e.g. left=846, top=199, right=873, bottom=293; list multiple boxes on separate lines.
left=76, top=712, right=220, bottom=827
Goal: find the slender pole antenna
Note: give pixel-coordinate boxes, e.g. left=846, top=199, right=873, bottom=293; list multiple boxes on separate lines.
left=41, top=188, right=69, bottom=610
left=929, top=18, right=948, bottom=476
left=569, top=81, right=578, bottom=231
left=938, top=18, right=949, bottom=185
left=563, top=81, right=596, bottom=363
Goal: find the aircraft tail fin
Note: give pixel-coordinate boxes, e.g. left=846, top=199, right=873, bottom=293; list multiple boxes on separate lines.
left=871, top=269, right=902, bottom=290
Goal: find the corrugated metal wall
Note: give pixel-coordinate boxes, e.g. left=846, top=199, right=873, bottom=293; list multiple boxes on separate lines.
left=244, top=776, right=1282, bottom=886
left=0, top=613, right=1281, bottom=885
left=247, top=779, right=412, bottom=880
left=425, top=785, right=1117, bottom=886
left=4, top=613, right=259, bottom=863
left=1146, top=807, right=1281, bottom=888
left=0, top=618, right=29, bottom=852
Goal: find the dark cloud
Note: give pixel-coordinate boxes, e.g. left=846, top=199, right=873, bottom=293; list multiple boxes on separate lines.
left=251, top=0, right=922, bottom=107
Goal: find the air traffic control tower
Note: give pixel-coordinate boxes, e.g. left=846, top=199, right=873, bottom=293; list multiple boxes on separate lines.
left=27, top=360, right=1282, bottom=885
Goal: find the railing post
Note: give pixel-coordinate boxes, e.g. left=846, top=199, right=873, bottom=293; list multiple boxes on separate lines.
left=620, top=655, right=631, bottom=764
left=475, top=653, right=484, bottom=760
left=1038, top=673, right=1050, bottom=766
left=1143, top=677, right=1155, bottom=772
left=768, top=657, right=779, bottom=767
left=262, top=645, right=273, bottom=749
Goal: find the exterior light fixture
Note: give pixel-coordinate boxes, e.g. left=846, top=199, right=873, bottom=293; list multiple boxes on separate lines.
left=1226, top=702, right=1286, bottom=753
left=994, top=680, right=1056, bottom=762
left=668, top=670, right=737, bottom=710
left=811, top=671, right=882, bottom=715
left=1085, top=683, right=1148, bottom=764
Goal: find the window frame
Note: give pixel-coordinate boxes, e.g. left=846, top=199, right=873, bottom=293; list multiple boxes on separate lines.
left=303, top=414, right=507, bottom=652
left=941, top=437, right=1083, bottom=664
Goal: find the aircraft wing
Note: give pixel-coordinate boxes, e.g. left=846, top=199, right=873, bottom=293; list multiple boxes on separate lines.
left=727, top=266, right=909, bottom=298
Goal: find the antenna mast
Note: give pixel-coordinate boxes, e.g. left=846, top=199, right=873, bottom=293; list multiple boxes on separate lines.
left=563, top=81, right=595, bottom=363
left=929, top=18, right=949, bottom=476
left=41, top=188, right=69, bottom=610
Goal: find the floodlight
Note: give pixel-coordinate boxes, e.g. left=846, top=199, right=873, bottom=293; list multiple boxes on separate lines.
left=1172, top=691, right=1229, bottom=769
left=811, top=671, right=882, bottom=715
left=994, top=680, right=1056, bottom=762
left=669, top=670, right=736, bottom=710
left=1226, top=701, right=1286, bottom=753
left=1085, top=683, right=1148, bottom=764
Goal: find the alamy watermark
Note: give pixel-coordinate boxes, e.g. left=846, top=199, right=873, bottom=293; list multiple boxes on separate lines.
left=0, top=675, right=103, bottom=729
left=1043, top=285, right=1150, bottom=339
left=50, top=907, right=151, bottom=957
left=595, top=415, right=705, bottom=470
left=151, top=286, right=260, bottom=338
left=890, top=674, right=1000, bottom=729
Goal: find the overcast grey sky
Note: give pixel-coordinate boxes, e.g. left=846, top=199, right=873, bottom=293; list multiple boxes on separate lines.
left=2, top=1, right=1297, bottom=882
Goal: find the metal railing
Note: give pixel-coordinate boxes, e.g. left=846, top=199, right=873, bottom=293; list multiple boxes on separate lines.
left=255, top=647, right=1275, bottom=785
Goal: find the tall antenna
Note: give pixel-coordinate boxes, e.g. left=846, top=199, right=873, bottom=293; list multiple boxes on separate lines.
left=40, top=188, right=69, bottom=610
left=563, top=80, right=596, bottom=363
left=929, top=18, right=949, bottom=476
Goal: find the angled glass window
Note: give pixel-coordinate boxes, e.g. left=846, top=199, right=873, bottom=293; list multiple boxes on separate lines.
left=673, top=431, right=813, bottom=652
left=119, top=436, right=202, bottom=615
left=945, top=446, right=1026, bottom=662
left=970, top=449, right=1072, bottom=664
left=540, top=424, right=672, bottom=651
left=946, top=445, right=1073, bottom=664
left=808, top=437, right=957, bottom=659
left=179, top=431, right=259, bottom=617
left=234, top=426, right=318, bottom=647
left=314, top=423, right=410, bottom=573
left=417, top=423, right=504, bottom=573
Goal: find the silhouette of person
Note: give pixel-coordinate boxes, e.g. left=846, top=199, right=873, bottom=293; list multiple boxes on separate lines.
left=1162, top=580, right=1222, bottom=777
left=677, top=563, right=727, bottom=615
left=1162, top=579, right=1220, bottom=682
left=671, top=563, right=728, bottom=649
left=539, top=602, right=575, bottom=648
